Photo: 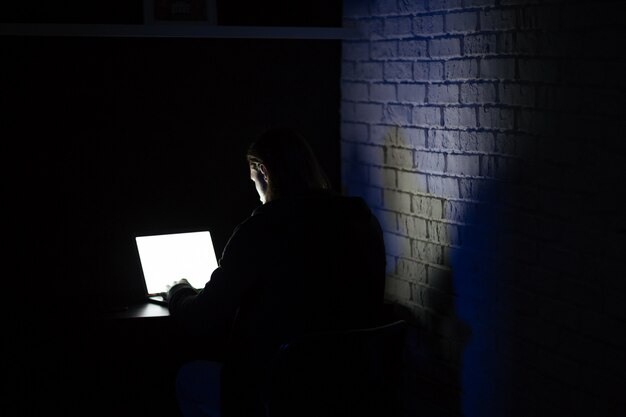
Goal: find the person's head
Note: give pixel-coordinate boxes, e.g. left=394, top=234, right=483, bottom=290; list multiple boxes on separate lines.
left=246, top=128, right=331, bottom=203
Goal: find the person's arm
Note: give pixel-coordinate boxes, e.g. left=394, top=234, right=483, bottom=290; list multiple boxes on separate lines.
left=167, top=265, right=241, bottom=338
left=166, top=217, right=263, bottom=338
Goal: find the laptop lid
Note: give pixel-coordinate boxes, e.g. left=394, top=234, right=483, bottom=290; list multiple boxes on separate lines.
left=135, top=230, right=218, bottom=296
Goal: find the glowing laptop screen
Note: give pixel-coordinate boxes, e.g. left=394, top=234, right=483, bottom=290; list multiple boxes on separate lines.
left=135, top=231, right=218, bottom=295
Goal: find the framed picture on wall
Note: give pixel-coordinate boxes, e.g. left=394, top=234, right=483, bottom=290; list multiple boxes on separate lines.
left=143, top=0, right=217, bottom=25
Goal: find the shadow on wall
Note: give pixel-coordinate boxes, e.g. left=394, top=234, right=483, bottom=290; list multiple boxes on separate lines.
left=448, top=181, right=509, bottom=417
left=344, top=116, right=625, bottom=417
left=344, top=126, right=472, bottom=416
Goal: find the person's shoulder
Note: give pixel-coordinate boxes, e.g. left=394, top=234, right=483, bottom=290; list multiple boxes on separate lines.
left=229, top=201, right=286, bottom=239
left=323, top=192, right=372, bottom=214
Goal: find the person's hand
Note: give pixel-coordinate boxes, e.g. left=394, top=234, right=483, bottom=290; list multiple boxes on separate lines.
left=166, top=278, right=190, bottom=292
left=163, top=278, right=190, bottom=302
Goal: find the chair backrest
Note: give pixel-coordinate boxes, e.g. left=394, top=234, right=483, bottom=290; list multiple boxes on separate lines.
left=264, top=320, right=408, bottom=417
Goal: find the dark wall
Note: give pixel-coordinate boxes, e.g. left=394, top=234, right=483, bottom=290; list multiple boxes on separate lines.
left=3, top=35, right=341, bottom=310
left=2, top=4, right=344, bottom=416
left=2, top=32, right=341, bottom=417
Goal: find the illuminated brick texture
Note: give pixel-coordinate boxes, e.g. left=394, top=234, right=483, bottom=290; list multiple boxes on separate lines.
left=341, top=1, right=625, bottom=416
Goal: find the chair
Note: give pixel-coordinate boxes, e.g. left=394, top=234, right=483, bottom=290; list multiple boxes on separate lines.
left=263, top=320, right=408, bottom=417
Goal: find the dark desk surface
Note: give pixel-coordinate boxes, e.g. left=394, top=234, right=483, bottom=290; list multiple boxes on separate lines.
left=98, top=301, right=170, bottom=319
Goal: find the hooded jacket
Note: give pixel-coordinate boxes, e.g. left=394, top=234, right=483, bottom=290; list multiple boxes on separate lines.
left=168, top=190, right=386, bottom=415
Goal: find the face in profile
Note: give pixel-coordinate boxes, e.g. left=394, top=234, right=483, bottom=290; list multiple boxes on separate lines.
left=249, top=162, right=268, bottom=204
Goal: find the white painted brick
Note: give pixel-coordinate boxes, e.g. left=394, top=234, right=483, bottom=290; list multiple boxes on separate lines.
left=428, top=175, right=460, bottom=198
left=459, top=178, right=494, bottom=201
left=460, top=82, right=497, bottom=104
left=387, top=147, right=414, bottom=169
left=447, top=154, right=480, bottom=176
left=428, top=220, right=461, bottom=245
left=443, top=200, right=477, bottom=223
left=414, top=61, right=445, bottom=81
left=354, top=102, right=384, bottom=123
left=478, top=106, right=515, bottom=130
left=398, top=170, right=428, bottom=194
left=384, top=189, right=412, bottom=213
left=370, top=124, right=397, bottom=146
left=371, top=125, right=427, bottom=149
left=416, top=151, right=446, bottom=173
left=354, top=61, right=384, bottom=80
left=446, top=11, right=478, bottom=33
left=445, top=58, right=479, bottom=80
left=384, top=276, right=415, bottom=305
left=398, top=0, right=428, bottom=14
left=398, top=214, right=428, bottom=239
left=341, top=61, right=356, bottom=80
left=371, top=40, right=398, bottom=59
left=497, top=32, right=515, bottom=55
left=429, top=37, right=462, bottom=58
left=480, top=9, right=517, bottom=31
left=342, top=82, right=369, bottom=102
left=398, top=40, right=428, bottom=58
left=428, top=83, right=460, bottom=104
left=384, top=104, right=412, bottom=124
left=370, top=83, right=396, bottom=102
left=429, top=129, right=460, bottom=150
left=340, top=100, right=356, bottom=121
left=463, top=33, right=497, bottom=56
left=342, top=41, right=370, bottom=61
left=412, top=106, right=441, bottom=127
left=384, top=16, right=413, bottom=37
left=480, top=154, right=496, bottom=177
left=384, top=61, right=414, bottom=81
left=412, top=240, right=444, bottom=265
left=356, top=18, right=384, bottom=39
left=397, top=127, right=427, bottom=148
left=413, top=195, right=443, bottom=219
left=459, top=131, right=496, bottom=153
left=428, top=0, right=463, bottom=12
left=464, top=0, right=495, bottom=6
left=372, top=0, right=399, bottom=16
left=443, top=106, right=477, bottom=128
left=398, top=83, right=427, bottom=103
left=396, top=258, right=427, bottom=284
left=413, top=14, right=444, bottom=35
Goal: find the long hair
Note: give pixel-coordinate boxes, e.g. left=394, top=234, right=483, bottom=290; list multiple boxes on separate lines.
left=246, top=128, right=331, bottom=201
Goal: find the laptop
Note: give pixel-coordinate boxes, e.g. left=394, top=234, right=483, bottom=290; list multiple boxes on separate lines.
left=135, top=230, right=219, bottom=306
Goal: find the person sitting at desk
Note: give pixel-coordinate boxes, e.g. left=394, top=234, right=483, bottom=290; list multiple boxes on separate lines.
left=166, top=127, right=387, bottom=417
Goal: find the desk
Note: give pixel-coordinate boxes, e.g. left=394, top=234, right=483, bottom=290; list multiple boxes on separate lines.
left=104, top=301, right=170, bottom=319
left=89, top=299, right=171, bottom=320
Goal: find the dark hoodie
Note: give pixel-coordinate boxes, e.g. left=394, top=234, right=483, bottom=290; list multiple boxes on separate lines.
left=168, top=190, right=386, bottom=415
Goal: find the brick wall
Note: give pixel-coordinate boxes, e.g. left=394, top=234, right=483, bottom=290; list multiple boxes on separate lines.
left=340, top=1, right=625, bottom=416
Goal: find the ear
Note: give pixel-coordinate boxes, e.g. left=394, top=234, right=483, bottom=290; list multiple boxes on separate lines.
left=258, top=164, right=269, bottom=182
